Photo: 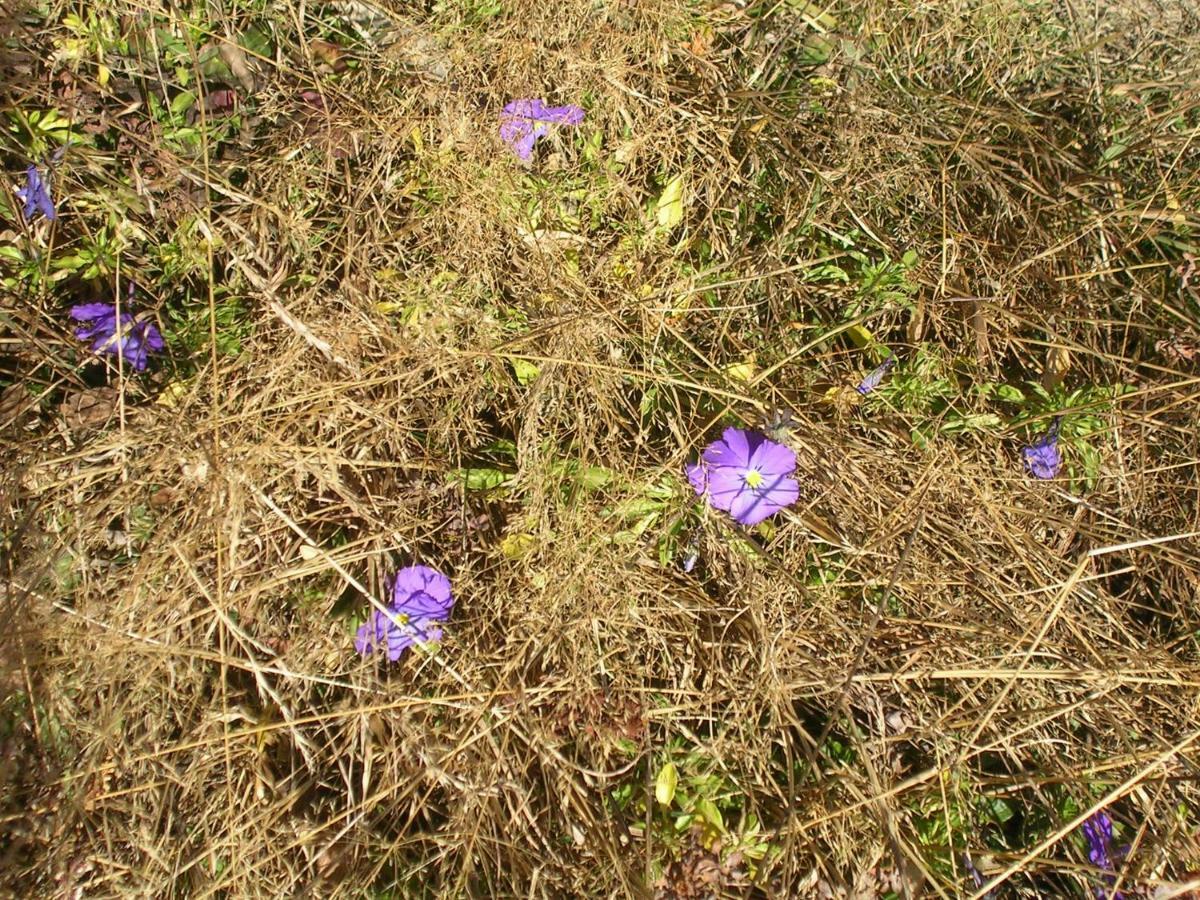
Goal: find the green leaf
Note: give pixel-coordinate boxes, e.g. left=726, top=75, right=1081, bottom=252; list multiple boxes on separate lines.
left=238, top=25, right=274, bottom=58
left=511, top=358, right=540, bottom=385
left=655, top=762, right=678, bottom=806
left=448, top=467, right=510, bottom=491
left=995, top=384, right=1025, bottom=403
left=987, top=797, right=1015, bottom=824
left=605, top=497, right=665, bottom=520
left=170, top=90, right=197, bottom=118
left=576, top=466, right=614, bottom=490
left=1101, top=142, right=1128, bottom=164
left=694, top=798, right=725, bottom=834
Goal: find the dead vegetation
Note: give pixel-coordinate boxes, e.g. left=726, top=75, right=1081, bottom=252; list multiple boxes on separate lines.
left=2, top=0, right=1200, bottom=896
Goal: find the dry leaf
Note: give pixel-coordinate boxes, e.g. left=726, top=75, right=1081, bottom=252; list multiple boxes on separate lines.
left=1042, top=345, right=1072, bottom=390
left=60, top=387, right=119, bottom=431
left=1156, top=334, right=1199, bottom=365
left=0, top=382, right=31, bottom=428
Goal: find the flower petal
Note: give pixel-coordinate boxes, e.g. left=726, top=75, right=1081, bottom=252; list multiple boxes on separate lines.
left=706, top=466, right=746, bottom=512
left=728, top=475, right=798, bottom=526
left=748, top=439, right=796, bottom=479
left=716, top=427, right=755, bottom=468
left=70, top=302, right=116, bottom=322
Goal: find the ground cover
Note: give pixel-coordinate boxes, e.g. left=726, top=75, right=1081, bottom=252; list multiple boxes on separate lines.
left=2, top=0, right=1200, bottom=896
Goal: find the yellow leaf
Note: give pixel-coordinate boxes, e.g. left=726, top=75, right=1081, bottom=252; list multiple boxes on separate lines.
left=655, top=762, right=678, bottom=806
left=409, top=125, right=424, bottom=153
left=655, top=174, right=685, bottom=231
left=500, top=533, right=536, bottom=560
left=723, top=360, right=756, bottom=383
left=845, top=324, right=874, bottom=348
left=97, top=64, right=111, bottom=88
left=155, top=380, right=189, bottom=407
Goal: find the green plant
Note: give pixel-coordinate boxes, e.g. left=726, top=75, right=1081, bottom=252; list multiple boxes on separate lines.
left=619, top=746, right=778, bottom=882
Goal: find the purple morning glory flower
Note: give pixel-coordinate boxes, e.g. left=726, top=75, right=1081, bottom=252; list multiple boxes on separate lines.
left=1023, top=417, right=1063, bottom=479
left=686, top=427, right=800, bottom=526
left=499, top=98, right=585, bottom=161
left=355, top=564, right=454, bottom=662
left=70, top=302, right=165, bottom=371
left=856, top=354, right=896, bottom=395
left=1081, top=811, right=1125, bottom=900
left=16, top=164, right=56, bottom=221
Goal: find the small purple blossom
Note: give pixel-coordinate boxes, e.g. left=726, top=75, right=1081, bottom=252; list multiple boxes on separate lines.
left=1023, top=417, right=1063, bottom=479
left=499, top=98, right=585, bottom=161
left=856, top=354, right=896, bottom=395
left=70, top=302, right=165, bottom=371
left=16, top=164, right=56, bottom=221
left=355, top=565, right=454, bottom=662
left=1081, top=811, right=1125, bottom=900
left=686, top=427, right=800, bottom=526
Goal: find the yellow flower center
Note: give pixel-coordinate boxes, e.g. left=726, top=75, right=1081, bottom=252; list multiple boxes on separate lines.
left=744, top=469, right=764, bottom=489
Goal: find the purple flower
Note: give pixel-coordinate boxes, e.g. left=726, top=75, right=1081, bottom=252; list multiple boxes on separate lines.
left=856, top=354, right=896, bottom=395
left=355, top=565, right=454, bottom=662
left=70, top=302, right=165, bottom=371
left=1023, top=417, right=1063, bottom=479
left=499, top=98, right=585, bottom=160
left=16, top=164, right=56, bottom=221
left=1081, top=811, right=1125, bottom=900
left=686, top=427, right=800, bottom=526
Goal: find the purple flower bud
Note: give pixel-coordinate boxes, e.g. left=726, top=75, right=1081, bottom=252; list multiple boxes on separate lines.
left=855, top=354, right=896, bottom=395
left=1081, top=811, right=1127, bottom=900
left=16, top=164, right=56, bottom=221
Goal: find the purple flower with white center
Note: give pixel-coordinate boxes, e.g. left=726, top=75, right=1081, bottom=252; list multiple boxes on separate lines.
left=1023, top=417, right=1063, bottom=479
left=355, top=564, right=454, bottom=662
left=70, top=302, right=165, bottom=371
left=16, top=164, right=56, bottom=221
left=686, top=427, right=800, bottom=526
left=499, top=98, right=585, bottom=161
left=1081, top=811, right=1125, bottom=900
left=856, top=354, right=896, bottom=395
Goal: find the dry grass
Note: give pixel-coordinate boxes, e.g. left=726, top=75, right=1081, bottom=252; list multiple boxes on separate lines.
left=3, top=0, right=1200, bottom=896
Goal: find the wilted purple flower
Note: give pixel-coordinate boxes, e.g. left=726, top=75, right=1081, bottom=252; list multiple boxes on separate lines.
left=70, top=302, right=165, bottom=371
left=1081, top=811, right=1125, bottom=900
left=686, top=427, right=799, bottom=526
left=16, top=164, right=56, bottom=221
left=499, top=98, right=585, bottom=160
left=856, top=354, right=896, bottom=395
left=355, top=564, right=454, bottom=662
left=761, top=407, right=798, bottom=441
left=678, top=533, right=700, bottom=573
left=962, top=853, right=996, bottom=899
left=1023, top=417, right=1063, bottom=479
